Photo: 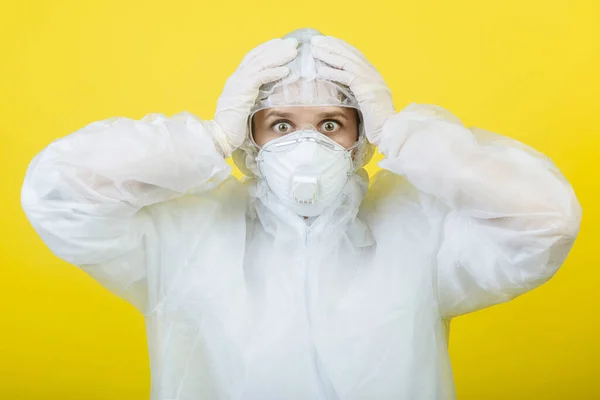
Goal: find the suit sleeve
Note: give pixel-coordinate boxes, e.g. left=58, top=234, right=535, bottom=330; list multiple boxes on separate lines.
left=21, top=112, right=232, bottom=311
left=378, top=103, right=582, bottom=318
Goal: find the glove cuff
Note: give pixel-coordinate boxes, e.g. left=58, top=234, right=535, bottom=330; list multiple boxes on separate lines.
left=205, top=120, right=235, bottom=158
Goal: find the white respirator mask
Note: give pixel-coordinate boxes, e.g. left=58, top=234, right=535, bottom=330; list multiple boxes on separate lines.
left=255, top=128, right=358, bottom=217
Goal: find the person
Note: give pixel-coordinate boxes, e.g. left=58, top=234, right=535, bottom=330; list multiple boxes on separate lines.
left=21, top=27, right=581, bottom=399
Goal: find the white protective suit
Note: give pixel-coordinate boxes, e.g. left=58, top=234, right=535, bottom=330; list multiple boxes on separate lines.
left=21, top=28, right=581, bottom=399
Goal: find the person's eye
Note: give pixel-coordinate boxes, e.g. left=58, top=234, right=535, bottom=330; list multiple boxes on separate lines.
left=320, top=119, right=342, bottom=133
left=271, top=120, right=293, bottom=134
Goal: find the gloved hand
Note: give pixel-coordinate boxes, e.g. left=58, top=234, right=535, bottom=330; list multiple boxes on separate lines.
left=210, top=38, right=299, bottom=157
left=310, top=35, right=395, bottom=146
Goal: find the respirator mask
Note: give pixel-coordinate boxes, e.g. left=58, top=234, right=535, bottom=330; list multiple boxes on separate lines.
left=254, top=125, right=360, bottom=217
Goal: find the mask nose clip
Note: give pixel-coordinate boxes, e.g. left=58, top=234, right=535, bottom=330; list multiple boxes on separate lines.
left=300, top=124, right=318, bottom=132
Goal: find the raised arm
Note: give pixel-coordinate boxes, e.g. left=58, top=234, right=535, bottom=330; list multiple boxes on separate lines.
left=21, top=112, right=231, bottom=310
left=378, top=104, right=582, bottom=317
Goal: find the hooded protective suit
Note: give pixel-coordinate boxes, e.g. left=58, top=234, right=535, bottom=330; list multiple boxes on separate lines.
left=21, top=28, right=581, bottom=399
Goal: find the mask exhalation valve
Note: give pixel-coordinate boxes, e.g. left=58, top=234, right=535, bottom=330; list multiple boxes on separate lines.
left=292, top=175, right=318, bottom=204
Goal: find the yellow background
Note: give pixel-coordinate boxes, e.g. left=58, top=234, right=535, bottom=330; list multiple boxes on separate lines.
left=1, top=0, right=598, bottom=398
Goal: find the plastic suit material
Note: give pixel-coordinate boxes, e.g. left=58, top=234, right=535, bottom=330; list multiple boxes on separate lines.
left=21, top=29, right=581, bottom=400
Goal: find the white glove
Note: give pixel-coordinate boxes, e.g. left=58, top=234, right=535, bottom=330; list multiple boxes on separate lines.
left=209, top=38, right=299, bottom=157
left=310, top=35, right=395, bottom=146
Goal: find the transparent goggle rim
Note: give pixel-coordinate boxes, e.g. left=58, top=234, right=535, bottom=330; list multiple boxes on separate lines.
left=251, top=78, right=359, bottom=115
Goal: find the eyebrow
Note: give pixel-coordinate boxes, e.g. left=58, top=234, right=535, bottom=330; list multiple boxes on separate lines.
left=263, top=110, right=295, bottom=119
left=263, top=109, right=350, bottom=121
left=316, top=111, right=349, bottom=120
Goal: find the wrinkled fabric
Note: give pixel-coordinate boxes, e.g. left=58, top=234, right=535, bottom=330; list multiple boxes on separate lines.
left=21, top=104, right=581, bottom=399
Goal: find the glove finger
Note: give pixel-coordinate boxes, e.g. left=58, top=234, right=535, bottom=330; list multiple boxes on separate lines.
left=311, top=36, right=373, bottom=69
left=312, top=48, right=362, bottom=75
left=241, top=38, right=298, bottom=68
left=245, top=45, right=298, bottom=74
left=240, top=38, right=282, bottom=67
left=250, top=67, right=291, bottom=86
left=315, top=66, right=356, bottom=87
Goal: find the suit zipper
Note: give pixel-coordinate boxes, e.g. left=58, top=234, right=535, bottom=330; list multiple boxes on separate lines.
left=304, top=225, right=331, bottom=399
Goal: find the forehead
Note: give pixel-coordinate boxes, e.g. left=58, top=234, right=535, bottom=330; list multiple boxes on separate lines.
left=255, top=106, right=358, bottom=121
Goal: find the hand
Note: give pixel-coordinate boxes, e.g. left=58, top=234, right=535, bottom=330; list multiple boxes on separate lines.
left=311, top=35, right=395, bottom=146
left=211, top=38, right=299, bottom=156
